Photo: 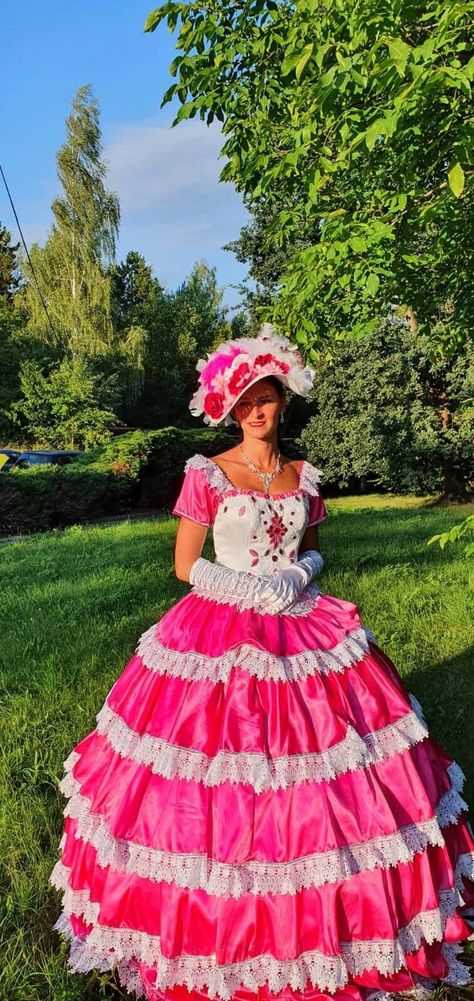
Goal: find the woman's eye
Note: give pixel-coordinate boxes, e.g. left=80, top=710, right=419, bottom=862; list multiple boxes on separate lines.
left=239, top=396, right=274, bottom=412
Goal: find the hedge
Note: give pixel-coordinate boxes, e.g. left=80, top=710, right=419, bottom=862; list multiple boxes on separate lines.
left=0, top=427, right=234, bottom=536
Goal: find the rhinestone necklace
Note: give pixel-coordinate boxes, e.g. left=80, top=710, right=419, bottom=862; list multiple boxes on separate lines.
left=239, top=444, right=282, bottom=494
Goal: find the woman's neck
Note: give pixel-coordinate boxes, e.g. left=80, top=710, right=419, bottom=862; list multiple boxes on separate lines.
left=240, top=436, right=280, bottom=471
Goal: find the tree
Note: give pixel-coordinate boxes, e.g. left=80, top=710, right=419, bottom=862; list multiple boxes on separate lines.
left=0, top=223, right=20, bottom=303
left=11, top=356, right=117, bottom=450
left=146, top=0, right=474, bottom=355
left=108, top=251, right=165, bottom=404
left=110, top=251, right=162, bottom=334
left=223, top=201, right=303, bottom=318
left=299, top=315, right=474, bottom=498
left=121, top=262, right=233, bottom=427
left=22, top=85, right=120, bottom=355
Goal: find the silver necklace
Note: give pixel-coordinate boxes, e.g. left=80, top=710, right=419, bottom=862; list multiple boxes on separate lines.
left=239, top=444, right=282, bottom=494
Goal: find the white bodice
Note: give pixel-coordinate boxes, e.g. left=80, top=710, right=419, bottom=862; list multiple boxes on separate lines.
left=213, top=490, right=309, bottom=574
left=183, top=455, right=325, bottom=576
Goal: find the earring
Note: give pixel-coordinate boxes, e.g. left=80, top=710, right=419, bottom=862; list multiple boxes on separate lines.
left=280, top=413, right=285, bottom=424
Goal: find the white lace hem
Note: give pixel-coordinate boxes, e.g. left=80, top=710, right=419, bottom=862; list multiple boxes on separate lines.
left=49, top=865, right=473, bottom=999
left=136, top=625, right=373, bottom=683
left=94, top=701, right=429, bottom=793
left=54, top=762, right=468, bottom=898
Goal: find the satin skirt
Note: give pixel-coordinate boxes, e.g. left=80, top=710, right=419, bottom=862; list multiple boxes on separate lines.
left=49, top=586, right=474, bottom=1000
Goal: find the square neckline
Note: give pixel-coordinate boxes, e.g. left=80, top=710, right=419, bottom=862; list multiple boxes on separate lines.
left=206, top=455, right=306, bottom=500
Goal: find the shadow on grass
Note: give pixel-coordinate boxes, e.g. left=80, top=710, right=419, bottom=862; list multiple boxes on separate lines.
left=406, top=646, right=474, bottom=809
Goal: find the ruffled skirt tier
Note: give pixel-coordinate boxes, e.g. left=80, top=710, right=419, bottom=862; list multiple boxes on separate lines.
left=50, top=589, right=474, bottom=1000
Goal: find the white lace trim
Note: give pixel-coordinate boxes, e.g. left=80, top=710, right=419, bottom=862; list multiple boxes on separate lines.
left=50, top=864, right=472, bottom=998
left=190, top=582, right=323, bottom=617
left=54, top=762, right=467, bottom=899
left=364, top=943, right=472, bottom=1000
left=184, top=455, right=323, bottom=500
left=299, top=462, right=323, bottom=496
left=407, top=693, right=426, bottom=726
left=184, top=454, right=229, bottom=493
left=95, top=701, right=429, bottom=793
left=136, top=625, right=373, bottom=683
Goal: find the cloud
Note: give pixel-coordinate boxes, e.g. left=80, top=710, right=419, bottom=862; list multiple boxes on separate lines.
left=104, top=117, right=250, bottom=300
left=0, top=117, right=250, bottom=306
left=105, top=118, right=230, bottom=215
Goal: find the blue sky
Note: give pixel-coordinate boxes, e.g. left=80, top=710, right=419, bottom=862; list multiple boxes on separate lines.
left=1, top=1, right=250, bottom=309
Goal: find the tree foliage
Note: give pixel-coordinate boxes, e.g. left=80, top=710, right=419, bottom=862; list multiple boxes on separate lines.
left=11, top=357, right=117, bottom=450
left=147, top=0, right=474, bottom=355
left=299, top=315, right=474, bottom=497
left=0, top=223, right=20, bottom=303
left=110, top=251, right=162, bottom=334
left=121, top=261, right=234, bottom=427
left=22, top=85, right=120, bottom=355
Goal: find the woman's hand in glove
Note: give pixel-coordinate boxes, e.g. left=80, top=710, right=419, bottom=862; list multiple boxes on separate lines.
left=189, top=556, right=273, bottom=605
left=259, top=550, right=324, bottom=614
left=258, top=565, right=308, bottom=613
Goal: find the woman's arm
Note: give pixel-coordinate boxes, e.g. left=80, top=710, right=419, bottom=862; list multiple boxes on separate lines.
left=299, top=524, right=321, bottom=555
left=174, top=517, right=208, bottom=582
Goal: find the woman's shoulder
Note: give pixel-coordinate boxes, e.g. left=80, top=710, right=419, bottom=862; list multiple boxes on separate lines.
left=183, top=452, right=230, bottom=490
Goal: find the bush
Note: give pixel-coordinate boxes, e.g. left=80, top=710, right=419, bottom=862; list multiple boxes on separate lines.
left=298, top=319, right=474, bottom=499
left=0, top=427, right=234, bottom=535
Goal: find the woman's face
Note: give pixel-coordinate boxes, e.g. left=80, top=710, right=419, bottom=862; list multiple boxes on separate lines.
left=232, top=378, right=285, bottom=439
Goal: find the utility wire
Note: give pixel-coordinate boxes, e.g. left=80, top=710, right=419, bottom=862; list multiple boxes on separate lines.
left=0, top=161, right=57, bottom=341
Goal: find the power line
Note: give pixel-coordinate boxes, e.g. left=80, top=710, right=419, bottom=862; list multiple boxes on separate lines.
left=0, top=161, right=57, bottom=341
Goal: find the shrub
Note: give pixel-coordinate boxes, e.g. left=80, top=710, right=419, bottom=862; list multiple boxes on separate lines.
left=0, top=427, right=234, bottom=535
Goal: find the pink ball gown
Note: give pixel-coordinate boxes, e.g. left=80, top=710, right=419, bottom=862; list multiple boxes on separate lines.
left=50, top=453, right=474, bottom=1001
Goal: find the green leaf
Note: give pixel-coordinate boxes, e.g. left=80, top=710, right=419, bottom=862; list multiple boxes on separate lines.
left=175, top=102, right=196, bottom=122
left=366, top=273, right=380, bottom=297
left=144, top=8, right=162, bottom=32
left=448, top=162, right=465, bottom=198
left=366, top=120, right=383, bottom=151
left=281, top=50, right=302, bottom=77
left=387, top=37, right=411, bottom=76
left=296, top=44, right=314, bottom=82
left=465, top=55, right=474, bottom=82
left=161, top=84, right=177, bottom=106
left=315, top=42, right=331, bottom=69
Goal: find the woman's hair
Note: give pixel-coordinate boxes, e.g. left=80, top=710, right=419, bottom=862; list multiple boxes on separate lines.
left=234, top=376, right=287, bottom=448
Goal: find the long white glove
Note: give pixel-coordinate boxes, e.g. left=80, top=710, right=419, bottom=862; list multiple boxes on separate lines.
left=259, top=550, right=324, bottom=614
left=189, top=556, right=272, bottom=606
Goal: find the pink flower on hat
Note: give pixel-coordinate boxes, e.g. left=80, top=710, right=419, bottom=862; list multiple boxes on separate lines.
left=201, top=345, right=242, bottom=389
left=228, top=362, right=252, bottom=396
left=255, top=353, right=290, bottom=374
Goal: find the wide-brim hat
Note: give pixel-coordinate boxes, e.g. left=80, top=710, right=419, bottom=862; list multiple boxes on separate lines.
left=189, top=324, right=315, bottom=426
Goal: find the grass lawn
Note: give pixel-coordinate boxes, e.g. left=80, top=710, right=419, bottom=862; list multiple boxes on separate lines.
left=0, top=494, right=473, bottom=1000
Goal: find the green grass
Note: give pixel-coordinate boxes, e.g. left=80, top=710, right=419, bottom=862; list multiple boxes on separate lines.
left=0, top=495, right=473, bottom=1000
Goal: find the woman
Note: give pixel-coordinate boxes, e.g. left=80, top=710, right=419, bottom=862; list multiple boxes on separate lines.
left=50, top=326, right=474, bottom=1001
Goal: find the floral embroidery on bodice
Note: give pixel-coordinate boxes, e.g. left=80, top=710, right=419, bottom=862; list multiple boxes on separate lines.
left=183, top=454, right=325, bottom=576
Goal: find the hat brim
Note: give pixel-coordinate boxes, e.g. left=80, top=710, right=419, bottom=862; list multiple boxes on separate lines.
left=219, top=372, right=289, bottom=425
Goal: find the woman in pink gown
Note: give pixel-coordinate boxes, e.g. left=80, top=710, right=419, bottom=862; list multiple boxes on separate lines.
left=50, top=326, right=474, bottom=1001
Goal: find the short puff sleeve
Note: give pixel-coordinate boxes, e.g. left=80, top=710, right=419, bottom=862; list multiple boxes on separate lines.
left=301, top=461, right=328, bottom=527
left=308, top=493, right=328, bottom=527
left=172, top=458, right=219, bottom=527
